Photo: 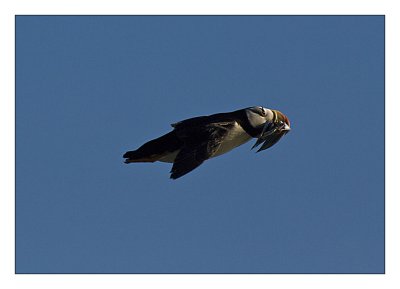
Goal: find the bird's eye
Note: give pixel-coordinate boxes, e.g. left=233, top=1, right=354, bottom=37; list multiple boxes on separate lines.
left=260, top=107, right=266, bottom=116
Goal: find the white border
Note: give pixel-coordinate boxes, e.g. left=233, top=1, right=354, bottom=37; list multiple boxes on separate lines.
left=2, top=1, right=399, bottom=288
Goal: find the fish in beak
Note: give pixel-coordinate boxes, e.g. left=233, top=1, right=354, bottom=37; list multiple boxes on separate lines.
left=251, top=120, right=291, bottom=153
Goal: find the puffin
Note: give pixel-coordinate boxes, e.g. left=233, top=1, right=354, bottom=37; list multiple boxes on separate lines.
left=123, top=106, right=291, bottom=179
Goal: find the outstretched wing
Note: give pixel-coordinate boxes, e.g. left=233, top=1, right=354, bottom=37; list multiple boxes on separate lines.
left=170, top=121, right=236, bottom=179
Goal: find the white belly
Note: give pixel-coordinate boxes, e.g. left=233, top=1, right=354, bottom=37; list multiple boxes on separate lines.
left=157, top=123, right=252, bottom=163
left=158, top=150, right=179, bottom=163
left=213, top=123, right=252, bottom=157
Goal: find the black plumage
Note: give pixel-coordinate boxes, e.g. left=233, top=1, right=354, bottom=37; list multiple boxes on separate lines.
left=123, top=106, right=290, bottom=179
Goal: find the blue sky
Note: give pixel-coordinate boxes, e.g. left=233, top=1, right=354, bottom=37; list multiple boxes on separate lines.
left=16, top=16, right=384, bottom=273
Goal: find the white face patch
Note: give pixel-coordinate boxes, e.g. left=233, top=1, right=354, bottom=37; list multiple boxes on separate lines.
left=245, top=107, right=274, bottom=128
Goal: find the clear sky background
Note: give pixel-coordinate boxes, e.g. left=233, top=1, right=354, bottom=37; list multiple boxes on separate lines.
left=16, top=16, right=384, bottom=273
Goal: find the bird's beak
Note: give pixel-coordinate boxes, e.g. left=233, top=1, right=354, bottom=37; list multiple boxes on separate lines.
left=282, top=123, right=291, bottom=132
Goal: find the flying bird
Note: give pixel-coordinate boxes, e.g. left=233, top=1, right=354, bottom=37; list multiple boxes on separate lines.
left=123, top=106, right=291, bottom=179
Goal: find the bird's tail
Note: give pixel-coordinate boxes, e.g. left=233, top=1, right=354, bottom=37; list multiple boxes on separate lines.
left=123, top=131, right=182, bottom=163
left=123, top=150, right=158, bottom=163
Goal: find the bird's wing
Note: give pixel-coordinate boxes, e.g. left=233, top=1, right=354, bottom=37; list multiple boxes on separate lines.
left=170, top=121, right=236, bottom=179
